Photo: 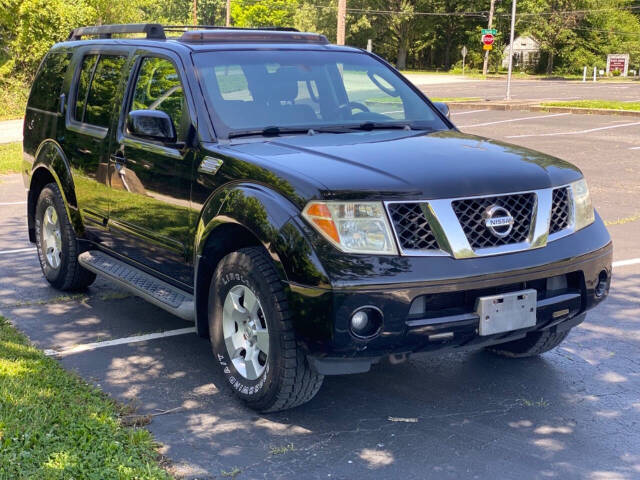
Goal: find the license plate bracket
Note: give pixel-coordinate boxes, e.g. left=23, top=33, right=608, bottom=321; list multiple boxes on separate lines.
left=476, top=289, right=537, bottom=336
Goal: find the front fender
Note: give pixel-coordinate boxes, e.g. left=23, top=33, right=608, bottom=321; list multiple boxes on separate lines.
left=195, top=182, right=329, bottom=285
left=192, top=183, right=331, bottom=338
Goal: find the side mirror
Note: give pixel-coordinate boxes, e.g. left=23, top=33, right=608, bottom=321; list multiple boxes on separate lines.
left=126, top=110, right=176, bottom=143
left=432, top=102, right=451, bottom=120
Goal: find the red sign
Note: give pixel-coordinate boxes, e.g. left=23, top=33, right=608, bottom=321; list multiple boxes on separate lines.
left=482, top=34, right=495, bottom=46
left=609, top=57, right=626, bottom=72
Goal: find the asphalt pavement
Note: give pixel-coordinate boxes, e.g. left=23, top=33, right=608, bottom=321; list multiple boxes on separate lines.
left=1, top=109, right=639, bottom=479
left=420, top=78, right=640, bottom=103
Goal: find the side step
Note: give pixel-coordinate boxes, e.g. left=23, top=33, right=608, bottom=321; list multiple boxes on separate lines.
left=78, top=250, right=195, bottom=321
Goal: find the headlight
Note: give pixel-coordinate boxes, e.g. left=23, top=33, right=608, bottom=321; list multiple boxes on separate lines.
left=302, top=201, right=398, bottom=255
left=570, top=178, right=595, bottom=231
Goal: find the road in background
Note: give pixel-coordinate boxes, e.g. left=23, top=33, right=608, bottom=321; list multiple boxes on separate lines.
left=1, top=109, right=639, bottom=479
left=419, top=78, right=640, bottom=102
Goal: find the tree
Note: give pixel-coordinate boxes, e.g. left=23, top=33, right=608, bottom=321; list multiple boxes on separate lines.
left=231, top=0, right=299, bottom=27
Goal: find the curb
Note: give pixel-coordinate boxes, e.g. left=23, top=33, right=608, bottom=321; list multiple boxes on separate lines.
left=447, top=102, right=640, bottom=117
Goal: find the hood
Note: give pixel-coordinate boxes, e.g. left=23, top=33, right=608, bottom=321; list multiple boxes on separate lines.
left=224, top=129, right=582, bottom=200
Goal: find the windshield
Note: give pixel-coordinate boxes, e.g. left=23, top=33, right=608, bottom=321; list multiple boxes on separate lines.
left=193, top=49, right=449, bottom=137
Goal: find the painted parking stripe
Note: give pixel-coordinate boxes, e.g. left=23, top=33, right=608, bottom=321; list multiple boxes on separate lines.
left=0, top=201, right=27, bottom=205
left=506, top=121, right=640, bottom=139
left=629, top=146, right=640, bottom=150
left=458, top=113, right=570, bottom=128
left=612, top=258, right=640, bottom=269
left=0, top=247, right=36, bottom=255
left=451, top=109, right=489, bottom=115
left=44, top=327, right=197, bottom=357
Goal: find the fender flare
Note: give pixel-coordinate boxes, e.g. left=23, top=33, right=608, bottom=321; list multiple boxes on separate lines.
left=28, top=140, right=83, bottom=240
left=192, top=182, right=329, bottom=337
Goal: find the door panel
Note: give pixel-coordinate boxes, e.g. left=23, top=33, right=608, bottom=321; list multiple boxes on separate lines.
left=65, top=51, right=128, bottom=243
left=107, top=54, right=195, bottom=287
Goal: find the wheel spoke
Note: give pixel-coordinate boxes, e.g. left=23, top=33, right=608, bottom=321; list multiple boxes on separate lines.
left=255, top=329, right=269, bottom=356
left=224, top=330, right=245, bottom=358
left=242, top=286, right=260, bottom=317
left=243, top=345, right=260, bottom=380
left=223, top=291, right=248, bottom=325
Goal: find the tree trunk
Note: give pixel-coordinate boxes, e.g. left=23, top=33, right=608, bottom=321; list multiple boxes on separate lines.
left=546, top=51, right=554, bottom=75
left=397, top=46, right=407, bottom=70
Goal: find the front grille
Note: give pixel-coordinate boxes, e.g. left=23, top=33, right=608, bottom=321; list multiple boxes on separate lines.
left=550, top=187, right=571, bottom=234
left=387, top=203, right=440, bottom=251
left=452, top=193, right=536, bottom=249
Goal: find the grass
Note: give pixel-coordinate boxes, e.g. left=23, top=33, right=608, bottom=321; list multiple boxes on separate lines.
left=270, top=443, right=295, bottom=455
left=542, top=100, right=640, bottom=112
left=0, top=142, right=22, bottom=175
left=0, top=77, right=28, bottom=121
left=0, top=315, right=172, bottom=479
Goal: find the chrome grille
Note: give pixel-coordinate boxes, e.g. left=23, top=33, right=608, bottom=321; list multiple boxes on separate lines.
left=387, top=203, right=440, bottom=251
left=452, top=193, right=536, bottom=249
left=550, top=187, right=571, bottom=234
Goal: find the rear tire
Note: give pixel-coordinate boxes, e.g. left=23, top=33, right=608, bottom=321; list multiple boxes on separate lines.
left=34, top=183, right=96, bottom=291
left=487, top=329, right=569, bottom=358
left=208, top=247, right=324, bottom=412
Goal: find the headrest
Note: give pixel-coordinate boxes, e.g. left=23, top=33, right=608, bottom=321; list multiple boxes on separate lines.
left=267, top=68, right=300, bottom=104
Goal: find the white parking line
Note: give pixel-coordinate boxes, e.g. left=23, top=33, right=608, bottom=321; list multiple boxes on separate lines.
left=612, top=258, right=640, bottom=269
left=452, top=109, right=489, bottom=115
left=506, top=121, right=640, bottom=139
left=458, top=113, right=570, bottom=128
left=44, top=327, right=197, bottom=357
left=0, top=247, right=36, bottom=255
left=0, top=201, right=27, bottom=205
left=629, top=146, right=640, bottom=150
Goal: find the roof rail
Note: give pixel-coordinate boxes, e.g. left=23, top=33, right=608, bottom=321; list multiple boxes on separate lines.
left=68, top=24, right=166, bottom=41
left=163, top=25, right=300, bottom=33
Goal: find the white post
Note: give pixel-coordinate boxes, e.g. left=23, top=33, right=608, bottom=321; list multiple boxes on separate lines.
left=582, top=66, right=587, bottom=82
left=593, top=66, right=597, bottom=82
left=366, top=39, right=372, bottom=52
left=505, top=0, right=517, bottom=100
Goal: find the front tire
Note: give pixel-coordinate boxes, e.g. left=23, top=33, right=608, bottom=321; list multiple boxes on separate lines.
left=487, top=329, right=569, bottom=358
left=208, top=247, right=324, bottom=412
left=34, top=183, right=96, bottom=291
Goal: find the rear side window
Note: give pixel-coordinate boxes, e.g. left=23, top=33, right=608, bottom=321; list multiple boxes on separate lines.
left=75, top=54, right=127, bottom=128
left=29, top=52, right=72, bottom=112
left=75, top=54, right=99, bottom=121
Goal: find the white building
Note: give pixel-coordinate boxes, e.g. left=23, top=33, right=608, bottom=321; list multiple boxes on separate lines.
left=502, top=35, right=541, bottom=69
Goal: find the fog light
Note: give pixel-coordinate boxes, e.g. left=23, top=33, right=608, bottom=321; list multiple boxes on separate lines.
left=595, top=270, right=609, bottom=298
left=349, top=307, right=383, bottom=339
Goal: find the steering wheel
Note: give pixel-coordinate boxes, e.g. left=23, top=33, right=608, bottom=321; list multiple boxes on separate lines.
left=341, top=101, right=370, bottom=114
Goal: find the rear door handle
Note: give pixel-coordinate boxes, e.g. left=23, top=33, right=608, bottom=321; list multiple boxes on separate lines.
left=110, top=153, right=126, bottom=165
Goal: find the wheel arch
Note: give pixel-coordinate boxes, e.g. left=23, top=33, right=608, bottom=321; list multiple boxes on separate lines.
left=192, top=183, right=328, bottom=338
left=27, top=140, right=80, bottom=242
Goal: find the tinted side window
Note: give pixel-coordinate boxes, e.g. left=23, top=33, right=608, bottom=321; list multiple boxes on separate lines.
left=84, top=55, right=127, bottom=128
left=131, top=57, right=185, bottom=139
left=29, top=52, right=72, bottom=112
left=75, top=54, right=99, bottom=122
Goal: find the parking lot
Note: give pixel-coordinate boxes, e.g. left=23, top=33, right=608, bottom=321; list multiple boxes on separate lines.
left=1, top=108, right=639, bottom=479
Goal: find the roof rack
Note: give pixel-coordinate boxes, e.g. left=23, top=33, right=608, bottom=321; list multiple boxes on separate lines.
left=67, top=24, right=322, bottom=43
left=68, top=24, right=165, bottom=41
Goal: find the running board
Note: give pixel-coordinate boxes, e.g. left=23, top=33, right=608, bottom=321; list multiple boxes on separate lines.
left=78, top=251, right=195, bottom=321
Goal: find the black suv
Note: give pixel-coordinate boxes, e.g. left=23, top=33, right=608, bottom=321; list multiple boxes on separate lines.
left=23, top=24, right=612, bottom=412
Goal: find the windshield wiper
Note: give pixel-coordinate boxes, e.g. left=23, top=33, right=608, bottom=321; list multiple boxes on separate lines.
left=228, top=126, right=351, bottom=139
left=350, top=121, right=435, bottom=132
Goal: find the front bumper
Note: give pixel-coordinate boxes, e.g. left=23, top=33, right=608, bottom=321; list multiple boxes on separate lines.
left=286, top=217, right=612, bottom=374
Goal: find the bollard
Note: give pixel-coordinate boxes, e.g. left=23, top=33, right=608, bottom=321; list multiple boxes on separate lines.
left=583, top=66, right=587, bottom=82
left=593, top=66, right=597, bottom=82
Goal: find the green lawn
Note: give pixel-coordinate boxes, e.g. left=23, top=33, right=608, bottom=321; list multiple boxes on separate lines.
left=542, top=100, right=640, bottom=112
left=0, top=142, right=22, bottom=174
left=0, top=315, right=172, bottom=479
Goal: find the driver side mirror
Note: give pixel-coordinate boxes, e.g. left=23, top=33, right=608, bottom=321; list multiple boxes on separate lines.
left=432, top=102, right=451, bottom=120
left=126, top=110, right=176, bottom=143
